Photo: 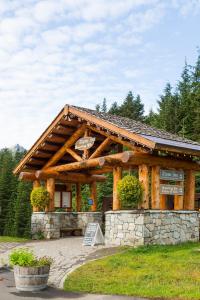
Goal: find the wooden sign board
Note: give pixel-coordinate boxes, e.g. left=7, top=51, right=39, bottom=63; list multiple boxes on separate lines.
left=75, top=137, right=95, bottom=151
left=160, top=169, right=184, bottom=181
left=83, top=223, right=104, bottom=246
left=160, top=184, right=184, bottom=195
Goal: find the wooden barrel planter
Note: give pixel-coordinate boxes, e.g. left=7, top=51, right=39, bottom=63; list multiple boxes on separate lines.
left=14, top=265, right=50, bottom=291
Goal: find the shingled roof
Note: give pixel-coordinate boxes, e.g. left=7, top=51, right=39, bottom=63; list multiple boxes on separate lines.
left=14, top=104, right=200, bottom=175
left=71, top=105, right=200, bottom=151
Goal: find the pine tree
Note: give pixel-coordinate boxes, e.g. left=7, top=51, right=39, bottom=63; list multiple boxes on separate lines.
left=95, top=104, right=100, bottom=112
left=108, top=101, right=120, bottom=115
left=191, top=53, right=200, bottom=141
left=101, top=98, right=107, bottom=113
left=119, top=91, right=144, bottom=121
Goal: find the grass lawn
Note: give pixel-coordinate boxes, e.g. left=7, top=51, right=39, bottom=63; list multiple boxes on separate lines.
left=0, top=236, right=29, bottom=243
left=64, top=242, right=200, bottom=299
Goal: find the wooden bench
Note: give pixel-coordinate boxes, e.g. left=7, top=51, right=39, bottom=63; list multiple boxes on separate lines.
left=60, top=228, right=83, bottom=237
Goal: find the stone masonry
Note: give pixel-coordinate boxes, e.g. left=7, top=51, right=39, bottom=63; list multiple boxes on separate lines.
left=105, top=210, right=199, bottom=246
left=31, top=212, right=103, bottom=239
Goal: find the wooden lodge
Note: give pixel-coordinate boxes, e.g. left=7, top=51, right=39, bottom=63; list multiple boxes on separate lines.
left=14, top=105, right=200, bottom=213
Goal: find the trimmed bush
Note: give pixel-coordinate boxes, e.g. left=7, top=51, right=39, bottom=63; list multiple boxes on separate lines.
left=30, top=187, right=50, bottom=211
left=117, top=175, right=143, bottom=209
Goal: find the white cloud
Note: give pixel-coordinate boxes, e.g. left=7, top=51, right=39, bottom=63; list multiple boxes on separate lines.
left=0, top=0, right=199, bottom=148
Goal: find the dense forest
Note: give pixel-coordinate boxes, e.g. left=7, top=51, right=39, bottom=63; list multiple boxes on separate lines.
left=0, top=52, right=200, bottom=237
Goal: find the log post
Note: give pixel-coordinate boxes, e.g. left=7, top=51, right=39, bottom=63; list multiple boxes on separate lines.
left=32, top=180, right=40, bottom=212
left=76, top=183, right=81, bottom=212
left=159, top=180, right=167, bottom=210
left=113, top=166, right=122, bottom=210
left=184, top=170, right=195, bottom=210
left=174, top=180, right=184, bottom=210
left=151, top=166, right=160, bottom=209
left=138, top=164, right=149, bottom=209
left=46, top=178, right=55, bottom=212
left=90, top=181, right=97, bottom=212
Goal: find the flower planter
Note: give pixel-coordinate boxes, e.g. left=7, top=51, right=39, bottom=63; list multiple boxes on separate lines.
left=13, top=265, right=50, bottom=291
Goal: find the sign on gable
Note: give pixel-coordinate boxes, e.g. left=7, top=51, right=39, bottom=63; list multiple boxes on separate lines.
left=160, top=169, right=184, bottom=181
left=160, top=184, right=184, bottom=195
left=83, top=223, right=104, bottom=246
left=75, top=137, right=95, bottom=151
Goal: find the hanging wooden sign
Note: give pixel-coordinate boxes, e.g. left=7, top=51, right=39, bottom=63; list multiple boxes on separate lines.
left=75, top=137, right=95, bottom=151
left=160, top=184, right=184, bottom=195
left=160, top=169, right=184, bottom=181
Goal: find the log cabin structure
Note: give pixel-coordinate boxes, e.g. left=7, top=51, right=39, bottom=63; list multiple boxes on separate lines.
left=14, top=104, right=200, bottom=213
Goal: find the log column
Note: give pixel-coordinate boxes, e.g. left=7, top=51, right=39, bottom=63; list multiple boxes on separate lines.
left=90, top=181, right=97, bottom=212
left=138, top=164, right=149, bottom=209
left=32, top=180, right=41, bottom=212
left=151, top=166, right=160, bottom=209
left=76, top=183, right=81, bottom=212
left=184, top=170, right=195, bottom=210
left=174, top=180, right=184, bottom=210
left=46, top=178, right=55, bottom=212
left=113, top=166, right=122, bottom=210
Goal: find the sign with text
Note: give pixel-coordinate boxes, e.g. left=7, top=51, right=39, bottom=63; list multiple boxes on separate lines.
left=160, top=184, right=184, bottom=195
left=160, top=169, right=184, bottom=181
left=83, top=223, right=104, bottom=246
left=75, top=137, right=95, bottom=151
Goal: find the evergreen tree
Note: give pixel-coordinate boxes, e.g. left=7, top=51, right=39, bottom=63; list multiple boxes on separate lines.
left=108, top=101, right=120, bottom=115
left=191, top=53, right=200, bottom=142
left=95, top=104, right=100, bottom=112
left=101, top=98, right=107, bottom=113
left=119, top=91, right=144, bottom=121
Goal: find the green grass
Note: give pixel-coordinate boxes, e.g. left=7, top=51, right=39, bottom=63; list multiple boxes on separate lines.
left=64, top=242, right=200, bottom=299
left=0, top=236, right=29, bottom=243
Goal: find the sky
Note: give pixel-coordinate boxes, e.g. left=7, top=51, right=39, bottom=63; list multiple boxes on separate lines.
left=0, top=0, right=200, bottom=149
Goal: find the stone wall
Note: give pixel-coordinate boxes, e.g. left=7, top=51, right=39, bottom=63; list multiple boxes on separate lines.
left=105, top=210, right=199, bottom=246
left=31, top=212, right=103, bottom=239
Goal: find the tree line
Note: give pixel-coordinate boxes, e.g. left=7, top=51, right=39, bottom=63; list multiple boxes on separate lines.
left=0, top=52, right=199, bottom=237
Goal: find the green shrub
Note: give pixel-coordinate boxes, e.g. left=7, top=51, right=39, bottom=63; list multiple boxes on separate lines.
left=9, top=248, right=53, bottom=267
left=30, top=187, right=50, bottom=211
left=117, top=175, right=143, bottom=209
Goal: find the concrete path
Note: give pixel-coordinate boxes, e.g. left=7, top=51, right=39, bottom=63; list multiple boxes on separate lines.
left=0, top=267, right=148, bottom=300
left=0, top=237, right=119, bottom=288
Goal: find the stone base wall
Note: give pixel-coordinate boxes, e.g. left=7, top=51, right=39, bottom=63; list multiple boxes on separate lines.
left=31, top=212, right=103, bottom=239
left=105, top=210, right=199, bottom=246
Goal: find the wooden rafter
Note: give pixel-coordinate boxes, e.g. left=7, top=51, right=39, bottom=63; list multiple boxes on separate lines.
left=89, top=137, right=111, bottom=159
left=66, top=148, right=82, bottom=161
left=88, top=125, right=149, bottom=153
left=43, top=124, right=86, bottom=169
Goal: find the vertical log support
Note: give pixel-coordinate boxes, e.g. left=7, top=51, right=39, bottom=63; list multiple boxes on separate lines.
left=138, top=164, right=149, bottom=209
left=76, top=183, right=81, bottom=212
left=184, top=170, right=195, bottom=210
left=32, top=180, right=40, bottom=212
left=159, top=180, right=167, bottom=210
left=90, top=181, right=97, bottom=212
left=151, top=166, right=160, bottom=209
left=174, top=180, right=184, bottom=210
left=113, top=166, right=122, bottom=210
left=46, top=178, right=55, bottom=212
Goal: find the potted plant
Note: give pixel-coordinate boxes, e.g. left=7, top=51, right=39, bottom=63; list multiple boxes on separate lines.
left=117, top=175, right=143, bottom=209
left=30, top=186, right=50, bottom=211
left=9, top=248, right=53, bottom=291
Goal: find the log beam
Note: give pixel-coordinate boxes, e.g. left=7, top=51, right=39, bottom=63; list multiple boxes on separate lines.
left=184, top=170, right=195, bottom=210
left=151, top=166, right=160, bottom=209
left=138, top=164, right=149, bottom=209
left=90, top=181, right=97, bottom=211
left=46, top=178, right=55, bottom=212
left=76, top=183, right=81, bottom=212
left=66, top=148, right=82, bottom=161
left=43, top=124, right=86, bottom=169
left=89, top=137, right=111, bottom=159
left=113, top=166, right=122, bottom=210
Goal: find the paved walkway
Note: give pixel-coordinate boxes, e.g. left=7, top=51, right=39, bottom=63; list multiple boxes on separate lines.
left=0, top=237, right=119, bottom=288
left=0, top=242, right=21, bottom=254
left=0, top=267, right=148, bottom=300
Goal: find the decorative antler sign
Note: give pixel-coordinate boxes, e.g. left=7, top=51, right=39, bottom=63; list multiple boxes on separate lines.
left=75, top=137, right=95, bottom=151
